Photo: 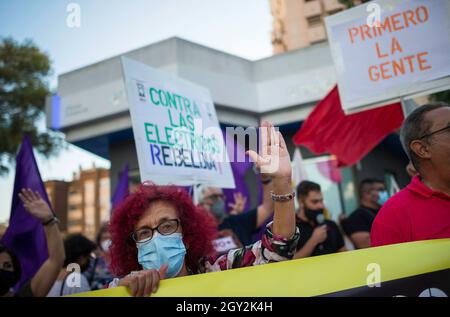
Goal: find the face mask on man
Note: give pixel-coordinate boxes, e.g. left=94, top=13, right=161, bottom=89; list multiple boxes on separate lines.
left=137, top=232, right=186, bottom=278
left=377, top=190, right=389, bottom=206
left=210, top=200, right=226, bottom=221
left=0, top=269, right=16, bottom=295
left=304, top=208, right=325, bottom=225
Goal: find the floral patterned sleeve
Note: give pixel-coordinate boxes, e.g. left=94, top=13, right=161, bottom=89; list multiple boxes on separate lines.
left=200, top=221, right=300, bottom=273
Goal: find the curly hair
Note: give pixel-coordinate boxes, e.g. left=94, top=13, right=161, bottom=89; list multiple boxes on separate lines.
left=109, top=184, right=217, bottom=277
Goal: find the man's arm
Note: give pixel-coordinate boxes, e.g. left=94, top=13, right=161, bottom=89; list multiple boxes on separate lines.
left=293, top=225, right=327, bottom=259
left=350, top=232, right=371, bottom=249
left=293, top=238, right=319, bottom=259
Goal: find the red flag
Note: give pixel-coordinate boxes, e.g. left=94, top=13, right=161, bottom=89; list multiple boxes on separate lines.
left=293, top=85, right=404, bottom=167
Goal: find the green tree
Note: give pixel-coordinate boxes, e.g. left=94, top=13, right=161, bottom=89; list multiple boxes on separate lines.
left=0, top=37, right=63, bottom=175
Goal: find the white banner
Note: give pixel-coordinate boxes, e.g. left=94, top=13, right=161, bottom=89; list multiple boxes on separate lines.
left=121, top=57, right=235, bottom=188
left=326, top=0, right=450, bottom=113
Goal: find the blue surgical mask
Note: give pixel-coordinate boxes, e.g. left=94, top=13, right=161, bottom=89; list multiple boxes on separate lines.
left=377, top=191, right=389, bottom=206
left=137, top=232, right=186, bottom=278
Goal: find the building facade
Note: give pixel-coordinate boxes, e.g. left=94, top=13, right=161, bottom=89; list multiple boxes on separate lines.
left=269, top=0, right=363, bottom=53
left=44, top=166, right=110, bottom=240
left=44, top=180, right=69, bottom=232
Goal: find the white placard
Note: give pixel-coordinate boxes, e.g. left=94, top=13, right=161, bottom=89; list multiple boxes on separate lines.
left=121, top=57, right=235, bottom=188
left=325, top=0, right=450, bottom=113
left=212, top=236, right=239, bottom=253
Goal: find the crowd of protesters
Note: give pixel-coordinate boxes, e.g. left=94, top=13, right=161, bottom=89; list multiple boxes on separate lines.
left=1, top=102, right=449, bottom=297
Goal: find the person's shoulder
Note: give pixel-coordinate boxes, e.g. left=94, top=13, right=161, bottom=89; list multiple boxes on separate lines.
left=346, top=208, right=366, bottom=221
left=373, top=189, right=410, bottom=226
left=379, top=188, right=410, bottom=214
left=295, top=218, right=308, bottom=228
left=324, top=219, right=340, bottom=229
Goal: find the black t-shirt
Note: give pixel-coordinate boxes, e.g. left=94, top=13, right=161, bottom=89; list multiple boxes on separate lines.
left=342, top=206, right=379, bottom=236
left=219, top=208, right=258, bottom=247
left=296, top=219, right=345, bottom=257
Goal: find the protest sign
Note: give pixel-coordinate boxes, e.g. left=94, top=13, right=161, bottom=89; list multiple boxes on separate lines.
left=325, top=0, right=450, bottom=113
left=121, top=57, right=235, bottom=188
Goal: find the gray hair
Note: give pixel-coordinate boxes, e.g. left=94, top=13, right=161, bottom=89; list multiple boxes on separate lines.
left=400, top=102, right=449, bottom=169
left=194, top=185, right=222, bottom=205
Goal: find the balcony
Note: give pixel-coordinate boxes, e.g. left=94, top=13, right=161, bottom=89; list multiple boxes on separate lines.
left=323, top=0, right=345, bottom=12
left=304, top=0, right=322, bottom=18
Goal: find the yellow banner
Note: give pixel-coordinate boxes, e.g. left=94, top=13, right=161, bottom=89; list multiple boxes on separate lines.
left=71, top=239, right=450, bottom=297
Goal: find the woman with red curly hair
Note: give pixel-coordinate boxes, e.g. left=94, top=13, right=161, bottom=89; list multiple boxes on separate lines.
left=108, top=122, right=300, bottom=296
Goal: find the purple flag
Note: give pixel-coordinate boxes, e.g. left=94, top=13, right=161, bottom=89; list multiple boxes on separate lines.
left=221, top=129, right=263, bottom=213
left=1, top=136, right=49, bottom=292
left=111, top=163, right=129, bottom=212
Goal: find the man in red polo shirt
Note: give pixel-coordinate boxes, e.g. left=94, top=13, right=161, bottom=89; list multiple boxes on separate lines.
left=371, top=102, right=450, bottom=247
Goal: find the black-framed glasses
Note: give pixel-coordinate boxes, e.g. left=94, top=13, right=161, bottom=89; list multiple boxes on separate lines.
left=131, top=219, right=180, bottom=244
left=418, top=125, right=450, bottom=140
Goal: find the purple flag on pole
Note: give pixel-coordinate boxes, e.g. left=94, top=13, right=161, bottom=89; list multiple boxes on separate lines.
left=1, top=136, right=49, bottom=292
left=111, top=163, right=129, bottom=212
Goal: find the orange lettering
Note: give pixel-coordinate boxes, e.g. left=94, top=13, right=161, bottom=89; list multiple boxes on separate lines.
left=391, top=37, right=403, bottom=55
left=392, top=59, right=405, bottom=76
left=376, top=42, right=389, bottom=58
left=416, top=6, right=429, bottom=23
left=390, top=13, right=404, bottom=31
left=402, top=10, right=416, bottom=28
left=348, top=28, right=359, bottom=44
left=404, top=55, right=416, bottom=73
left=360, top=24, right=373, bottom=41
left=368, top=66, right=380, bottom=81
left=380, top=62, right=392, bottom=79
left=417, top=51, right=432, bottom=71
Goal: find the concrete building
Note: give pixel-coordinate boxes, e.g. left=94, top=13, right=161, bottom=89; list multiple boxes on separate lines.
left=46, top=37, right=410, bottom=219
left=44, top=167, right=110, bottom=240
left=269, top=0, right=363, bottom=53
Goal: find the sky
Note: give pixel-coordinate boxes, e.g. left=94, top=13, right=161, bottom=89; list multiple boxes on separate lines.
left=0, top=0, right=274, bottom=222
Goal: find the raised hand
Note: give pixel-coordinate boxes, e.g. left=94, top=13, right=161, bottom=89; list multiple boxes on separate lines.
left=228, top=192, right=247, bottom=215
left=18, top=188, right=53, bottom=223
left=246, top=121, right=292, bottom=180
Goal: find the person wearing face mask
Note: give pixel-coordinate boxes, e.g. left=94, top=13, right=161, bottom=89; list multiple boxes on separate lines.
left=1, top=189, right=65, bottom=297
left=196, top=172, right=274, bottom=252
left=293, top=181, right=347, bottom=259
left=47, top=234, right=96, bottom=296
left=341, top=179, right=388, bottom=249
left=107, top=121, right=300, bottom=297
left=84, top=222, right=115, bottom=290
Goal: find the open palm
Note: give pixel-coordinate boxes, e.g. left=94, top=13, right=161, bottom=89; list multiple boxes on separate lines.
left=18, top=188, right=53, bottom=223
left=246, top=121, right=292, bottom=179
